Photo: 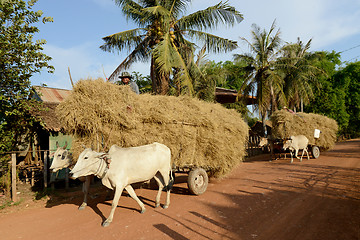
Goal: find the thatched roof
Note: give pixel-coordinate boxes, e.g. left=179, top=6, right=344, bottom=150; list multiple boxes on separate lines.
left=57, top=78, right=249, bottom=178
left=31, top=102, right=63, bottom=131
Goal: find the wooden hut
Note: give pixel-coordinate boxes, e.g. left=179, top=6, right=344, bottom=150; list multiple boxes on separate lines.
left=18, top=86, right=73, bottom=186
left=31, top=86, right=72, bottom=154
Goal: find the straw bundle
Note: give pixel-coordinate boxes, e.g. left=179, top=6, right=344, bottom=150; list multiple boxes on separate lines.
left=57, top=78, right=249, bottom=178
left=271, top=109, right=338, bottom=149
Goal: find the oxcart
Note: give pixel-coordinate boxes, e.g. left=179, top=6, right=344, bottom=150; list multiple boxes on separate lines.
left=56, top=79, right=249, bottom=196
left=173, top=165, right=209, bottom=195
left=269, top=109, right=338, bottom=161
left=268, top=134, right=321, bottom=161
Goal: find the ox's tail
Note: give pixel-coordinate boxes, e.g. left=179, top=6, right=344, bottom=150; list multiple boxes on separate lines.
left=163, top=169, right=174, bottom=191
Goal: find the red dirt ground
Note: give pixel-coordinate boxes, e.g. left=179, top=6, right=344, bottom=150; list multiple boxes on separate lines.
left=0, top=139, right=359, bottom=240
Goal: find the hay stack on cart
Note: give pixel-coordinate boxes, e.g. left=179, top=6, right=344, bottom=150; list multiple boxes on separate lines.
left=57, top=78, right=249, bottom=195
left=270, top=109, right=338, bottom=158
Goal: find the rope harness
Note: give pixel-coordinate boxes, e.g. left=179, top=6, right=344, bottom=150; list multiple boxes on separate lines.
left=69, top=154, right=111, bottom=179
left=94, top=155, right=112, bottom=179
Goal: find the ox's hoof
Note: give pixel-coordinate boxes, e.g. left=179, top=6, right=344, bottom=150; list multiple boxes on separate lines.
left=78, top=203, right=87, bottom=210
left=102, top=220, right=111, bottom=227
left=140, top=208, right=146, bottom=214
left=155, top=203, right=160, bottom=208
left=162, top=205, right=169, bottom=209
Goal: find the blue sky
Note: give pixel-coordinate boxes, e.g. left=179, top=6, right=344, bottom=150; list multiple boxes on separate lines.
left=31, top=0, right=360, bottom=90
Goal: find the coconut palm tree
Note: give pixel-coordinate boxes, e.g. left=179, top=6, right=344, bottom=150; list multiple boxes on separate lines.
left=233, top=20, right=283, bottom=131
left=277, top=38, right=323, bottom=111
left=100, top=0, right=243, bottom=95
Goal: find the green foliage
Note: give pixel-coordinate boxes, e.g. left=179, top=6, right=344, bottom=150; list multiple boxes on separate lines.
left=0, top=197, right=23, bottom=208
left=245, top=115, right=259, bottom=128
left=234, top=20, right=283, bottom=119
left=131, top=71, right=152, bottom=93
left=335, top=62, right=360, bottom=137
left=277, top=38, right=324, bottom=110
left=195, top=60, right=249, bottom=104
left=305, top=51, right=350, bottom=134
left=0, top=0, right=53, bottom=152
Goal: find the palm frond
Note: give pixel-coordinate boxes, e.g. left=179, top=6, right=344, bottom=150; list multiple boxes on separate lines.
left=195, top=45, right=207, bottom=66
left=143, top=5, right=169, bottom=16
left=114, top=0, right=149, bottom=26
left=152, top=33, right=177, bottom=75
left=108, top=38, right=152, bottom=81
left=100, top=28, right=145, bottom=53
left=177, top=1, right=243, bottom=31
left=164, top=0, right=190, bottom=17
left=187, top=29, right=238, bottom=53
left=233, top=53, right=255, bottom=64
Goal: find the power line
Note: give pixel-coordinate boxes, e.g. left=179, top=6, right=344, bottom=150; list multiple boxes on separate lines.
left=339, top=44, right=360, bottom=53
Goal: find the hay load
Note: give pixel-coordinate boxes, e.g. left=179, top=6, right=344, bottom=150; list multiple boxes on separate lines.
left=57, top=78, right=249, bottom=178
left=271, top=109, right=338, bottom=150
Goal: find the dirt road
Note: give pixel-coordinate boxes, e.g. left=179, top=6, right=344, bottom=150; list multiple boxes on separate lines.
left=0, top=139, right=359, bottom=240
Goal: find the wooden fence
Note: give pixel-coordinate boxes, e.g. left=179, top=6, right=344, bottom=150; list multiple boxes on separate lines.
left=0, top=150, right=71, bottom=202
left=246, top=134, right=263, bottom=157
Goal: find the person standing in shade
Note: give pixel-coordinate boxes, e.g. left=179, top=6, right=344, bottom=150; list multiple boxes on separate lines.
left=119, top=71, right=140, bottom=94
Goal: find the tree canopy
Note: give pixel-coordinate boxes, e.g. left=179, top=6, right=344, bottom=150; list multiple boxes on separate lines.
left=0, top=0, right=53, bottom=152
left=100, top=0, right=243, bottom=95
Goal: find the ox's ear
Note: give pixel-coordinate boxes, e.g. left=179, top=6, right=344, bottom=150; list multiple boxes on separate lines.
left=63, top=141, right=68, bottom=149
left=56, top=141, right=59, bottom=148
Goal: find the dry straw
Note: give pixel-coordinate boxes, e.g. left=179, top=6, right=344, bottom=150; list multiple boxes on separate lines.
left=271, top=109, right=338, bottom=150
left=57, top=78, right=249, bottom=178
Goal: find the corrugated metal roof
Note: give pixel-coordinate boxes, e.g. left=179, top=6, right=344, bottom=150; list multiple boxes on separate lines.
left=33, top=86, right=71, bottom=103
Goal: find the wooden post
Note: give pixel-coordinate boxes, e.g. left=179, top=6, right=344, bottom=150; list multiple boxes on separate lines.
left=44, top=151, right=48, bottom=189
left=11, top=153, right=17, bottom=202
left=65, top=168, right=69, bottom=190
left=31, top=170, right=34, bottom=187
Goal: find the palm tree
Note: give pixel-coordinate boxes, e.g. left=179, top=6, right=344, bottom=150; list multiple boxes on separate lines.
left=277, top=38, right=322, bottom=111
left=100, top=0, right=243, bottom=95
left=233, top=20, right=283, bottom=133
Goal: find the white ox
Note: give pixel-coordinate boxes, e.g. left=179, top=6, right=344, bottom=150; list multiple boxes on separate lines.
left=283, top=135, right=310, bottom=163
left=50, top=142, right=73, bottom=172
left=49, top=142, right=93, bottom=211
left=70, top=142, right=173, bottom=227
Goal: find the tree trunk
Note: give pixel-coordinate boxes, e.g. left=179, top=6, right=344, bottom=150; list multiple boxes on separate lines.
left=150, top=57, right=170, bottom=95
left=262, top=113, right=267, bottom=137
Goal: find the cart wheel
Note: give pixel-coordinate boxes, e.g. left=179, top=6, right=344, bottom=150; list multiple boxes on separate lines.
left=311, top=146, right=320, bottom=159
left=187, top=168, right=208, bottom=195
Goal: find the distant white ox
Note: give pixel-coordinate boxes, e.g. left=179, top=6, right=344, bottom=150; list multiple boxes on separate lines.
left=283, top=135, right=310, bottom=163
left=70, top=142, right=173, bottom=227
left=49, top=142, right=93, bottom=211
left=50, top=142, right=73, bottom=172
